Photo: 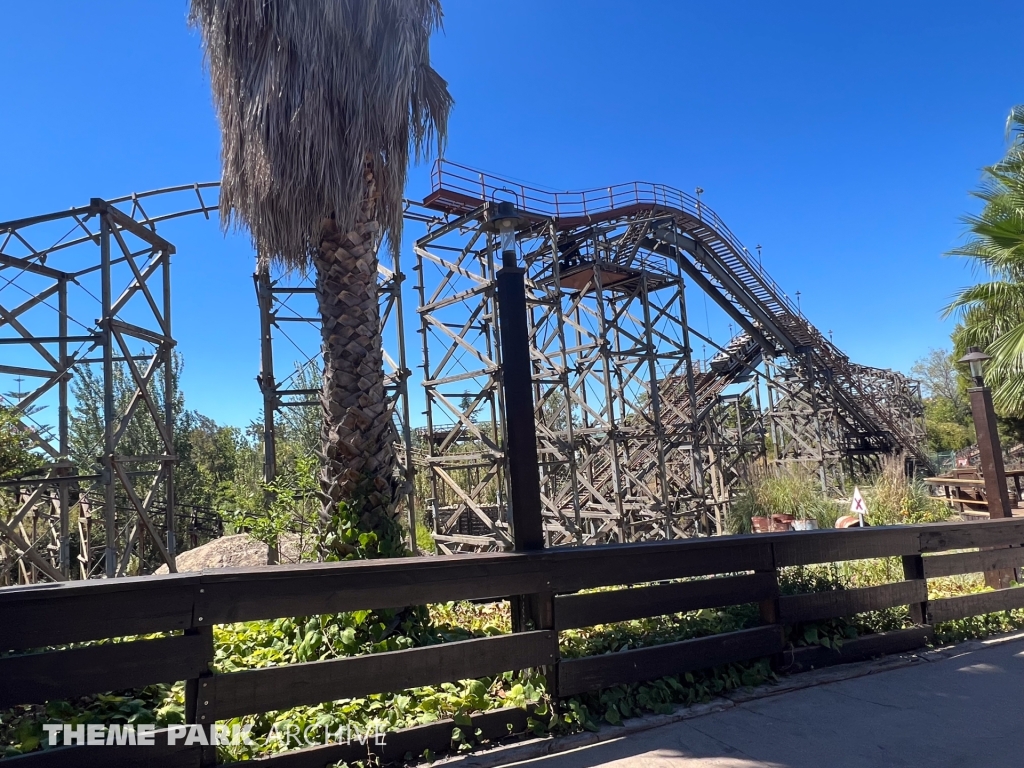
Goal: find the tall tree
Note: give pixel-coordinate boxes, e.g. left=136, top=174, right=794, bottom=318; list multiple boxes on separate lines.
left=910, top=349, right=972, bottom=452
left=945, top=106, right=1024, bottom=416
left=189, top=1, right=452, bottom=558
left=911, top=349, right=969, bottom=419
left=68, top=355, right=238, bottom=559
left=0, top=407, right=44, bottom=484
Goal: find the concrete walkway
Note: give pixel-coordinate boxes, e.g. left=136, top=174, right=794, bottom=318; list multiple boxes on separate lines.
left=507, top=639, right=1024, bottom=768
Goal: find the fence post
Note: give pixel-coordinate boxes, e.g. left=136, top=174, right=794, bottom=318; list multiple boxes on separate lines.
left=493, top=201, right=548, bottom=658
left=526, top=589, right=559, bottom=697
left=902, top=554, right=928, bottom=626
left=186, top=635, right=216, bottom=766
left=758, top=543, right=783, bottom=670
left=185, top=587, right=216, bottom=767
left=967, top=381, right=1015, bottom=588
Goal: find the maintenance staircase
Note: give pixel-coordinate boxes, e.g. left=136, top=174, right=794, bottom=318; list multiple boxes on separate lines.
left=422, top=160, right=934, bottom=476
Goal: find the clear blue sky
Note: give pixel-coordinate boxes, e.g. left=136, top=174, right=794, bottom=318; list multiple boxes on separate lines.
left=2, top=1, right=1022, bottom=428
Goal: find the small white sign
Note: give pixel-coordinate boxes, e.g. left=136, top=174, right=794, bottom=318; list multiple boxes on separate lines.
left=850, top=486, right=867, bottom=523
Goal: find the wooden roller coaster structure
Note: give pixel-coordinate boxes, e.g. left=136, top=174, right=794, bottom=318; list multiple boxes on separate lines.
left=0, top=162, right=930, bottom=580
left=415, top=161, right=931, bottom=551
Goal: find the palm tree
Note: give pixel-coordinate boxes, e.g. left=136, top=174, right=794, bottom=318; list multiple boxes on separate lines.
left=945, top=106, right=1024, bottom=416
left=189, top=0, right=452, bottom=558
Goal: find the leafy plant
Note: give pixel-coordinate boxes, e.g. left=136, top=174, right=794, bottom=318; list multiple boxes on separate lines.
left=0, top=685, right=182, bottom=758
left=223, top=453, right=320, bottom=558
left=945, top=105, right=1024, bottom=417
left=728, top=466, right=835, bottom=533
left=864, top=457, right=952, bottom=526
left=0, top=406, right=45, bottom=485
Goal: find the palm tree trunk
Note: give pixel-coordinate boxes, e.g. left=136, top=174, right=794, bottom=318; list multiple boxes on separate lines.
left=313, top=163, right=403, bottom=559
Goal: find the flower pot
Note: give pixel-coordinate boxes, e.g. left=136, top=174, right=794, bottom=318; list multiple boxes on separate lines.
left=771, top=514, right=795, bottom=532
left=751, top=516, right=771, bottom=533
left=792, top=519, right=819, bottom=531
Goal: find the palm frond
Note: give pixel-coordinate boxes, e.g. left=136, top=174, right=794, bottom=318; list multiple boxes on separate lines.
left=189, top=0, right=453, bottom=267
left=944, top=106, right=1024, bottom=415
left=944, top=280, right=1024, bottom=318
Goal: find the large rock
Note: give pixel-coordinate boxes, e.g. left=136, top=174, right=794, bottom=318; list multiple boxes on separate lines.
left=154, top=533, right=305, bottom=574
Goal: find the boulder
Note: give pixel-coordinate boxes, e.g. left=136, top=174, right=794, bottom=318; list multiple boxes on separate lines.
left=154, top=533, right=305, bottom=574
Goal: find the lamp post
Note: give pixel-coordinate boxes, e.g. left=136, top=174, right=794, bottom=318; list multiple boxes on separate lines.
left=958, top=346, right=1013, bottom=587
left=491, top=201, right=550, bottom=636
left=491, top=202, right=544, bottom=553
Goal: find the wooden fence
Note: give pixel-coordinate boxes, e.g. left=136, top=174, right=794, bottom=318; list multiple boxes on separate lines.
left=4, top=519, right=1024, bottom=767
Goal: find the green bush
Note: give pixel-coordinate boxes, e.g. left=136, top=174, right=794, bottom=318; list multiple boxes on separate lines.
left=729, top=458, right=952, bottom=535
left=864, top=458, right=952, bottom=526
left=727, top=466, right=835, bottom=534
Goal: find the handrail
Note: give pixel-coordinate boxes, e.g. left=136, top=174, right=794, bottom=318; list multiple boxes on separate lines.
left=432, top=160, right=802, bottom=321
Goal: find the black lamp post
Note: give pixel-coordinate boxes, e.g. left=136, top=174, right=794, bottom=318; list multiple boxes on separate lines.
left=491, top=202, right=544, bottom=553
left=960, top=346, right=990, bottom=388
left=491, top=201, right=550, bottom=635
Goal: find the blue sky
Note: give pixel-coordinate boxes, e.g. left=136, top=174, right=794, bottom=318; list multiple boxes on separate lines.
left=1, top=1, right=1022, bottom=428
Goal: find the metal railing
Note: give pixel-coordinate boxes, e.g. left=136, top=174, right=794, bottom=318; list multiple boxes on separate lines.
left=431, top=160, right=802, bottom=321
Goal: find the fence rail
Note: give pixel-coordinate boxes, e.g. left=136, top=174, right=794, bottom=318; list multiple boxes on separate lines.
left=4, top=518, right=1024, bottom=767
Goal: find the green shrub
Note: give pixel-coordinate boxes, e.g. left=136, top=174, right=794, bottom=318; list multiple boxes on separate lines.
left=728, top=466, right=833, bottom=534
left=864, top=458, right=952, bottom=526
left=729, top=458, right=952, bottom=535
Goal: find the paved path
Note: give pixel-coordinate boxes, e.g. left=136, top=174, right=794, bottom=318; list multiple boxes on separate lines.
left=508, top=639, right=1024, bottom=768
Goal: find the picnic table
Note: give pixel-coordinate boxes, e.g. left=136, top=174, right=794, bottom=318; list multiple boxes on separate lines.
left=925, top=474, right=1024, bottom=519
left=924, top=476, right=989, bottom=518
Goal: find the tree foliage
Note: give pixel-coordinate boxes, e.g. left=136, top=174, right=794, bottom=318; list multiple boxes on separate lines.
left=911, top=348, right=973, bottom=452
left=0, top=407, right=44, bottom=484
left=68, top=355, right=244, bottom=512
left=188, top=0, right=452, bottom=267
left=66, top=354, right=319, bottom=562
left=946, top=106, right=1024, bottom=416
